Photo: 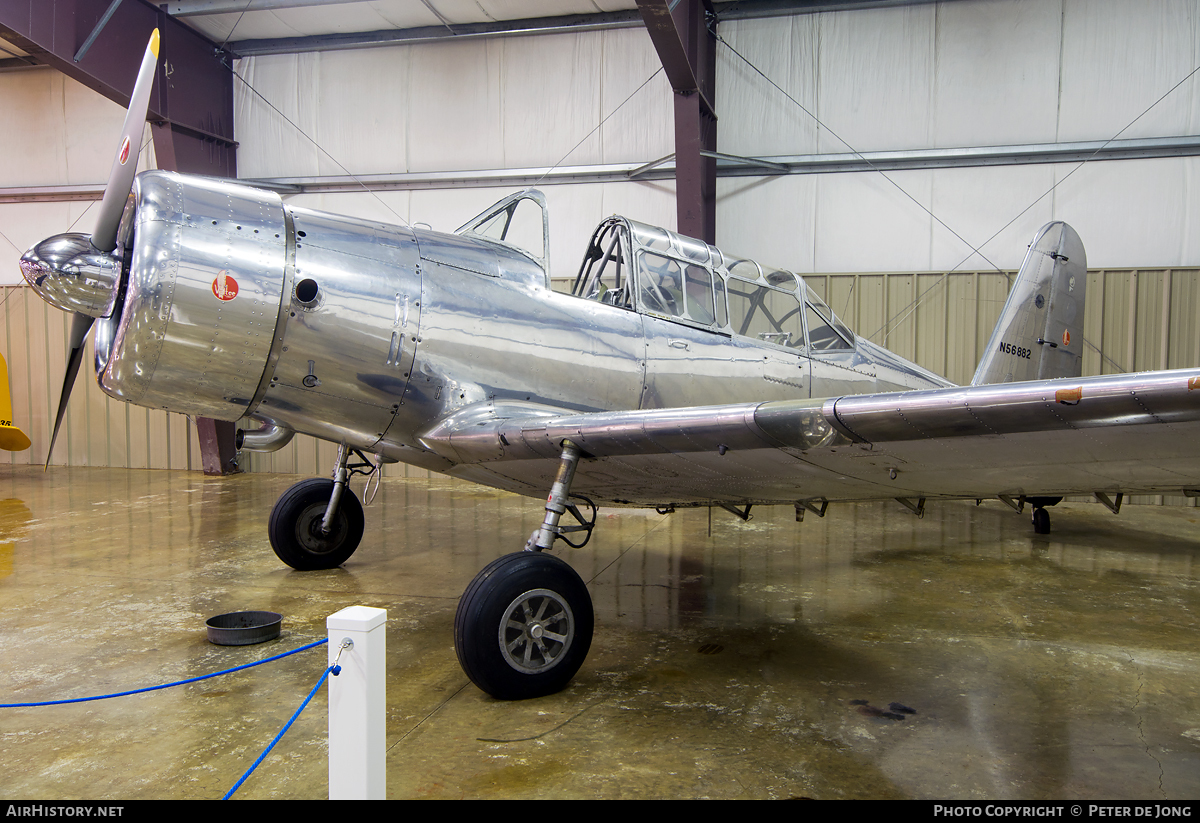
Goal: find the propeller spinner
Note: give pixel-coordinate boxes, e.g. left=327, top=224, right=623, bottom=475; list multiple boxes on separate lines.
left=18, top=28, right=159, bottom=466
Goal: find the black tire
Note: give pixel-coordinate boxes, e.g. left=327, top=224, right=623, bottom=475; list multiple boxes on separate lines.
left=1032, top=507, right=1051, bottom=535
left=268, top=478, right=364, bottom=570
left=455, top=552, right=593, bottom=700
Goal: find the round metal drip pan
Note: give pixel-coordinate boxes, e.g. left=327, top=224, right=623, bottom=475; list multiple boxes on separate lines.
left=206, top=611, right=282, bottom=646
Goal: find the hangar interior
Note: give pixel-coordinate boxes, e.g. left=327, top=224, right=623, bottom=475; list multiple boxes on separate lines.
left=3, top=0, right=1200, bottom=800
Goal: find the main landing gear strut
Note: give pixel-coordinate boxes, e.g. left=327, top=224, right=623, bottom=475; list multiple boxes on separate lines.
left=455, top=441, right=597, bottom=700
left=268, top=444, right=377, bottom=570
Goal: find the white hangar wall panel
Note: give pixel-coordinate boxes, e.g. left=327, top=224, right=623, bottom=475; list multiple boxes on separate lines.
left=232, top=25, right=676, bottom=274
left=714, top=0, right=1200, bottom=272
left=715, top=0, right=1200, bottom=156
left=0, top=68, right=159, bottom=287
left=234, top=27, right=673, bottom=173
left=717, top=157, right=1200, bottom=274
left=1056, top=0, right=1200, bottom=143
left=272, top=180, right=678, bottom=285
left=0, top=67, right=126, bottom=188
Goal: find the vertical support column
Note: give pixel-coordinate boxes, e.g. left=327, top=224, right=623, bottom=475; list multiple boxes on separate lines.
left=195, top=417, right=239, bottom=475
left=674, top=92, right=717, bottom=244
left=150, top=121, right=178, bottom=173
left=327, top=605, right=387, bottom=800
left=637, top=0, right=718, bottom=244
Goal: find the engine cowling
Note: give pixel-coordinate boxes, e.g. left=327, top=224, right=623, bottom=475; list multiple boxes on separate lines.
left=94, top=170, right=289, bottom=420
left=83, top=170, right=427, bottom=457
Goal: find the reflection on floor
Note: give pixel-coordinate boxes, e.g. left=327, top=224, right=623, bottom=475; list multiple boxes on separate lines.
left=2, top=465, right=1199, bottom=799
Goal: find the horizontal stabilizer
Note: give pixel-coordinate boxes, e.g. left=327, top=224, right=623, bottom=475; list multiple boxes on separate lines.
left=972, top=222, right=1086, bottom=386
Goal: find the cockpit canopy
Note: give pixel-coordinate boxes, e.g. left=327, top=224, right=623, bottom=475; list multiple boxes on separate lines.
left=572, top=216, right=855, bottom=351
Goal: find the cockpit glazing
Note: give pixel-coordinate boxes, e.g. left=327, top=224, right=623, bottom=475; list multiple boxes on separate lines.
left=572, top=216, right=855, bottom=352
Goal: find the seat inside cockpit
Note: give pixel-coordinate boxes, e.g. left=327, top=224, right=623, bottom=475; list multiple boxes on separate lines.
left=573, top=217, right=634, bottom=309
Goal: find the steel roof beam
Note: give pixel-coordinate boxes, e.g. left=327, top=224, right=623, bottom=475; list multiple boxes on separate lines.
left=223, top=10, right=646, bottom=56
left=167, top=0, right=941, bottom=14
left=166, top=0, right=365, bottom=12
left=215, top=1, right=951, bottom=57
left=7, top=136, right=1199, bottom=202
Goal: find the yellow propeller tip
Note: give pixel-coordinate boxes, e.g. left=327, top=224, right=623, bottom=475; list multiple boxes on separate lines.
left=149, top=28, right=160, bottom=58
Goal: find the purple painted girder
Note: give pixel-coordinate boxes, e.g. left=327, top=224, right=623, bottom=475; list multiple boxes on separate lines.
left=0, top=0, right=236, bottom=178
left=636, top=0, right=717, bottom=245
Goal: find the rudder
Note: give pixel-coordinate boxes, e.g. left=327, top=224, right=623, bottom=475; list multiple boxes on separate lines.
left=971, top=221, right=1086, bottom=386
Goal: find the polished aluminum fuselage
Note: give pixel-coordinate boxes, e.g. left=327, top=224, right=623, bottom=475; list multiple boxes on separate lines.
left=92, top=172, right=948, bottom=485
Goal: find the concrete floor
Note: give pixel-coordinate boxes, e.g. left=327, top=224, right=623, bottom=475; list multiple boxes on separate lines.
left=2, top=465, right=1200, bottom=799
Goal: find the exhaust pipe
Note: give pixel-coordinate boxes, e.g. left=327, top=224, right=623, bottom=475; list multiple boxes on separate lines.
left=236, top=421, right=295, bottom=453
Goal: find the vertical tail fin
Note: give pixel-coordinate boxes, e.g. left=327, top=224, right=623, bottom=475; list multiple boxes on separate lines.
left=0, top=353, right=31, bottom=452
left=971, top=221, right=1087, bottom=386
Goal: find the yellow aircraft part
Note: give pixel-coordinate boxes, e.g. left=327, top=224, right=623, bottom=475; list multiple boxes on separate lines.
left=0, top=353, right=31, bottom=452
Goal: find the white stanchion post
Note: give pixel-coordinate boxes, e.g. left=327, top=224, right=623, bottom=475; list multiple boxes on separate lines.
left=327, top=605, right=387, bottom=800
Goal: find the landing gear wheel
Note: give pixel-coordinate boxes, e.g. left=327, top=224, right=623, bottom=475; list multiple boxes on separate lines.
left=1032, top=507, right=1051, bottom=535
left=455, top=552, right=593, bottom=700
left=268, top=478, right=364, bottom=570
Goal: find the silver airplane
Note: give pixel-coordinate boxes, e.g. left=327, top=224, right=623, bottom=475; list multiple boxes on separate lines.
left=18, top=31, right=1200, bottom=700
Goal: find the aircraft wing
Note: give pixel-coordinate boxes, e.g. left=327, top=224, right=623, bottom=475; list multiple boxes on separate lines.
left=418, top=368, right=1200, bottom=507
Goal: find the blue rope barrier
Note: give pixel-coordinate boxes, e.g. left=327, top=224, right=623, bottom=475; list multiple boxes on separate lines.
left=223, top=663, right=341, bottom=800
left=0, top=638, right=329, bottom=708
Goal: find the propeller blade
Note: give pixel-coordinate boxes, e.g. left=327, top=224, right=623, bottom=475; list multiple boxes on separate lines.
left=46, top=313, right=95, bottom=468
left=91, top=28, right=160, bottom=253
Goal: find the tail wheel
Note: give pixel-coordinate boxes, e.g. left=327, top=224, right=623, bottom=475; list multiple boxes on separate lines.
left=1032, top=507, right=1051, bottom=535
left=268, top=478, right=364, bottom=570
left=455, top=552, right=593, bottom=700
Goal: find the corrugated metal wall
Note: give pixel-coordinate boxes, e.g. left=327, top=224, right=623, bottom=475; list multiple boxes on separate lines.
left=0, top=285, right=200, bottom=471
left=7, top=266, right=1200, bottom=508
left=802, top=268, right=1200, bottom=387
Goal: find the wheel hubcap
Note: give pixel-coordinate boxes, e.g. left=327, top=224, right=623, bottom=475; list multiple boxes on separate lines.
left=296, top=504, right=345, bottom=555
left=499, top=588, right=575, bottom=674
